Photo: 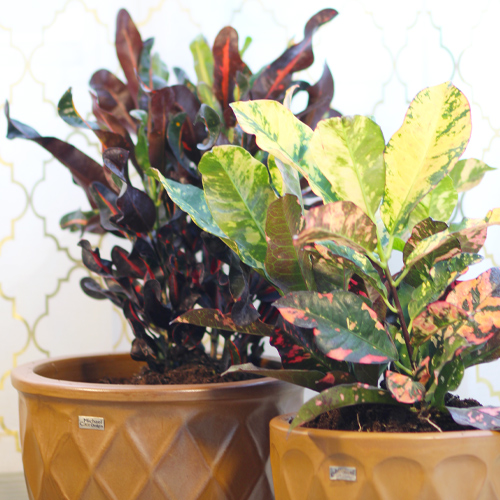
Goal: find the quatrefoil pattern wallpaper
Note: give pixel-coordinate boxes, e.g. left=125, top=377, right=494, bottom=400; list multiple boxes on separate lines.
left=1, top=0, right=500, bottom=474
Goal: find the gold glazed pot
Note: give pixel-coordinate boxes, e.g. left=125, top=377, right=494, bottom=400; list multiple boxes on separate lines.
left=11, top=353, right=303, bottom=500
left=270, top=413, right=500, bottom=500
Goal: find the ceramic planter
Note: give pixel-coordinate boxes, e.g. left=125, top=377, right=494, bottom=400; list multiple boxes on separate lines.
left=11, top=353, right=303, bottom=500
left=270, top=413, right=500, bottom=500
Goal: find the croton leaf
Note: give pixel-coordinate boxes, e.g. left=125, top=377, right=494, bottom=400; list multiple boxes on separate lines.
left=314, top=241, right=387, bottom=298
left=5, top=102, right=111, bottom=209
left=271, top=316, right=341, bottom=371
left=274, top=291, right=397, bottom=364
left=167, top=111, right=198, bottom=176
left=147, top=86, right=175, bottom=174
left=80, top=277, right=124, bottom=307
left=446, top=406, right=500, bottom=430
left=199, top=146, right=277, bottom=269
left=265, top=194, right=310, bottom=293
left=58, top=88, right=99, bottom=130
left=445, top=268, right=500, bottom=358
left=230, top=100, right=338, bottom=203
left=295, top=201, right=378, bottom=254
left=224, top=363, right=329, bottom=391
left=175, top=308, right=274, bottom=336
left=406, top=209, right=500, bottom=271
left=78, top=240, right=113, bottom=275
left=115, top=183, right=156, bottom=234
left=151, top=169, right=226, bottom=238
left=115, top=9, right=143, bottom=105
left=102, top=147, right=130, bottom=184
left=195, top=104, right=221, bottom=151
left=89, top=181, right=122, bottom=234
left=89, top=69, right=137, bottom=134
left=407, top=175, right=458, bottom=230
left=290, top=383, right=399, bottom=431
left=381, top=82, right=471, bottom=236
left=296, top=63, right=336, bottom=129
left=430, top=356, right=464, bottom=407
left=449, top=158, right=495, bottom=193
left=143, top=279, right=172, bottom=330
left=309, top=115, right=385, bottom=220
left=59, top=209, right=101, bottom=234
left=212, top=27, right=248, bottom=127
left=111, top=245, right=147, bottom=279
left=190, top=35, right=214, bottom=87
left=408, top=253, right=482, bottom=320
left=385, top=370, right=425, bottom=404
left=251, top=8, right=338, bottom=100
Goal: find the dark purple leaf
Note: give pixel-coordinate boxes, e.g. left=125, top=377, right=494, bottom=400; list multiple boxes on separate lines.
left=78, top=240, right=113, bottom=275
left=102, top=147, right=130, bottom=183
left=111, top=246, right=147, bottom=279
left=89, top=70, right=137, bottom=134
left=143, top=279, right=172, bottom=329
left=115, top=184, right=156, bottom=234
left=446, top=406, right=500, bottom=430
left=251, top=9, right=338, bottom=100
left=212, top=27, right=249, bottom=127
left=115, top=9, right=143, bottom=106
left=80, top=277, right=124, bottom=307
left=89, top=182, right=123, bottom=234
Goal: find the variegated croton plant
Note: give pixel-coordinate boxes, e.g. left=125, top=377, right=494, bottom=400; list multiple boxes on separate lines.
left=172, top=81, right=500, bottom=431
left=5, top=8, right=339, bottom=372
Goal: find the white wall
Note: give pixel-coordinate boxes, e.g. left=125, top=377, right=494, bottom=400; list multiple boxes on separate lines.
left=1, top=0, right=500, bottom=474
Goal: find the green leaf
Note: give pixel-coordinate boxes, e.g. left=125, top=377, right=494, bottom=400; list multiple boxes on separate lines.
left=295, top=201, right=378, bottom=254
left=58, top=88, right=99, bottom=130
left=151, top=169, right=226, bottom=238
left=449, top=158, right=495, bottom=193
left=408, top=253, right=483, bottom=319
left=224, top=363, right=327, bottom=391
left=310, top=115, right=385, bottom=220
left=190, top=35, right=214, bottom=86
left=407, top=175, right=458, bottom=230
left=174, top=309, right=274, bottom=336
left=314, top=241, right=387, bottom=298
left=274, top=291, right=398, bottom=364
left=405, top=208, right=500, bottom=270
left=134, top=114, right=153, bottom=174
left=385, top=370, right=426, bottom=404
left=447, top=406, right=500, bottom=430
left=267, top=155, right=303, bottom=208
left=381, top=82, right=472, bottom=235
left=239, top=36, right=252, bottom=57
left=199, top=146, right=278, bottom=269
left=431, top=357, right=464, bottom=407
left=265, top=195, right=310, bottom=293
left=290, top=384, right=399, bottom=430
left=195, top=104, right=221, bottom=151
left=230, top=100, right=338, bottom=203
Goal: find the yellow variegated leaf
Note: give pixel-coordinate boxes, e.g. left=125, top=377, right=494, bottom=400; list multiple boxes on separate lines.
left=310, top=115, right=385, bottom=220
left=230, top=100, right=338, bottom=203
left=381, top=82, right=471, bottom=235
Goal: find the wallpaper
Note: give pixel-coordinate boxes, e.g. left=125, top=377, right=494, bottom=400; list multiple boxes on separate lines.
left=1, top=0, right=500, bottom=474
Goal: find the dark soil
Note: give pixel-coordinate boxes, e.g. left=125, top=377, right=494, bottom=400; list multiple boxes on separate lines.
left=303, top=394, right=482, bottom=433
left=99, top=347, right=259, bottom=385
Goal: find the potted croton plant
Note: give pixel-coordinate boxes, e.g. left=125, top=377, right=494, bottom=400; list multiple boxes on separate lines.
left=6, top=8, right=341, bottom=500
left=169, top=82, right=500, bottom=499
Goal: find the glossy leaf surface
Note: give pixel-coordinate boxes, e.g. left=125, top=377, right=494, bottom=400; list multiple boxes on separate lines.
left=446, top=406, right=500, bottom=430
left=274, top=291, right=397, bottom=364
left=231, top=100, right=337, bottom=203
left=310, top=115, right=385, bottom=219
left=449, top=158, right=494, bottom=193
left=199, top=146, right=277, bottom=268
left=381, top=82, right=471, bottom=235
left=385, top=370, right=425, bottom=404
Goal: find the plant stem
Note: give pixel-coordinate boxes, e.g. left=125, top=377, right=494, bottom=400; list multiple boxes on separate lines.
left=387, top=276, right=415, bottom=370
left=394, top=361, right=413, bottom=376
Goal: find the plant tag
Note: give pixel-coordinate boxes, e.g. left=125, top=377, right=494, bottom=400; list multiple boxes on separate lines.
left=78, top=416, right=105, bottom=431
left=329, top=466, right=356, bottom=482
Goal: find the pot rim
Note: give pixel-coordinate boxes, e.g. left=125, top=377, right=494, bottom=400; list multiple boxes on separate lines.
left=271, top=412, right=500, bottom=440
left=11, top=352, right=297, bottom=402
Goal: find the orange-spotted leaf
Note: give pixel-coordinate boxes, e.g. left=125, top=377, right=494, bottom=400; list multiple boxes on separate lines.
left=386, top=370, right=425, bottom=404
left=273, top=291, right=397, bottom=364
left=289, top=383, right=400, bottom=431
left=446, top=406, right=500, bottom=431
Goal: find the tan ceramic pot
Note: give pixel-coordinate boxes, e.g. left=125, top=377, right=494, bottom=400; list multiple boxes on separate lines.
left=270, top=413, right=500, bottom=500
left=11, top=353, right=303, bottom=500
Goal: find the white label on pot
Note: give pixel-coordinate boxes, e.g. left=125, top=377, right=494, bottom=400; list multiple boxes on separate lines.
left=79, top=416, right=105, bottom=430
left=329, top=466, right=356, bottom=482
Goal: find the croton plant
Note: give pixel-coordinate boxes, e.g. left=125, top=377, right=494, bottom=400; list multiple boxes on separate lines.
left=5, top=8, right=340, bottom=372
left=172, top=81, right=500, bottom=430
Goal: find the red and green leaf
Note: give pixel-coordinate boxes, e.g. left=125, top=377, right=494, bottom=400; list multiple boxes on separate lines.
left=289, top=383, right=399, bottom=431
left=385, top=370, right=425, bottom=404
left=265, top=194, right=311, bottom=293
left=274, top=291, right=397, bottom=364
left=295, top=201, right=378, bottom=254
left=174, top=308, right=274, bottom=336
left=251, top=9, right=338, bottom=100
